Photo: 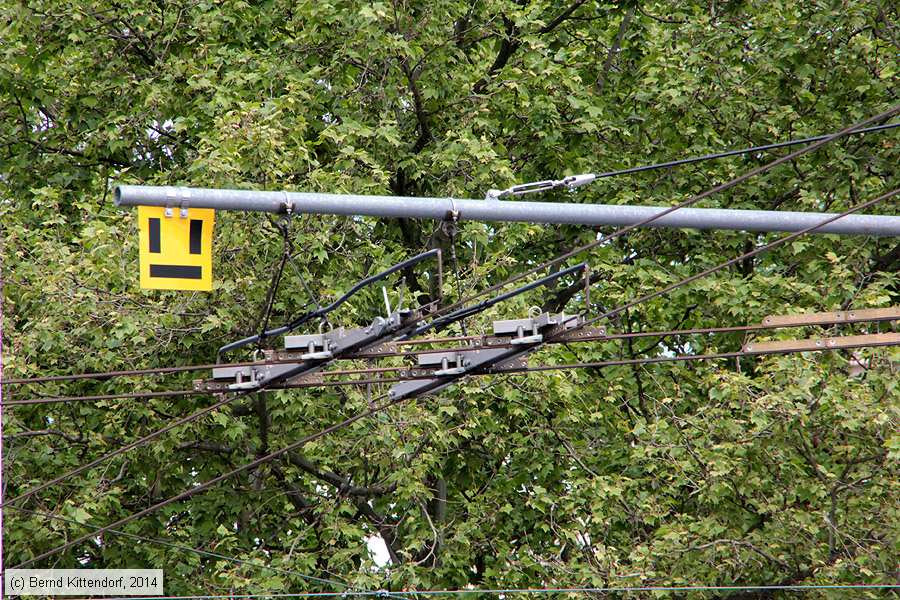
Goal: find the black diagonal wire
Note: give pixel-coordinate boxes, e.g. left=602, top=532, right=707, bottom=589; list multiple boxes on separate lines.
left=1, top=388, right=254, bottom=508
left=288, top=253, right=322, bottom=311
left=13, top=391, right=403, bottom=569
left=256, top=216, right=293, bottom=345
left=426, top=106, right=900, bottom=319
left=447, top=219, right=468, bottom=336
left=6, top=507, right=344, bottom=588
left=592, top=121, right=899, bottom=180
left=403, top=263, right=587, bottom=339
left=582, top=186, right=900, bottom=329
left=218, top=249, right=441, bottom=358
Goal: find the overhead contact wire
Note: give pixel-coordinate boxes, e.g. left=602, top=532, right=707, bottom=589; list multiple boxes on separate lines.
left=6, top=336, right=898, bottom=408
left=0, top=316, right=877, bottom=390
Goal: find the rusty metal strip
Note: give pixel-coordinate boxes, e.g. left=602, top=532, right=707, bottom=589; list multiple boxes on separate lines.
left=348, top=340, right=400, bottom=358
left=761, top=306, right=900, bottom=327
left=286, top=371, right=324, bottom=385
left=193, top=379, right=230, bottom=392
left=550, top=326, right=607, bottom=342
left=743, top=332, right=900, bottom=354
left=493, top=355, right=529, bottom=371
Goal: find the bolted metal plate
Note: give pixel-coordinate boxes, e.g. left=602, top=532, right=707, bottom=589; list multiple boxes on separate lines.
left=743, top=332, right=900, bottom=354
left=284, top=371, right=324, bottom=385
left=351, top=340, right=399, bottom=357
left=492, top=355, right=529, bottom=371
left=194, top=379, right=231, bottom=392
left=550, top=325, right=607, bottom=342
left=761, top=306, right=900, bottom=327
left=211, top=365, right=256, bottom=380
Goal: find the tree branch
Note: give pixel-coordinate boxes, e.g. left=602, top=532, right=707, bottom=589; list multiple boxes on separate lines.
left=595, top=4, right=635, bottom=92
left=176, top=441, right=234, bottom=454
left=286, top=451, right=396, bottom=497
left=4, top=429, right=83, bottom=443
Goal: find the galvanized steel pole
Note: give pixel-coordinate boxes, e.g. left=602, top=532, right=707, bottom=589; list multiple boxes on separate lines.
left=115, top=185, right=900, bottom=236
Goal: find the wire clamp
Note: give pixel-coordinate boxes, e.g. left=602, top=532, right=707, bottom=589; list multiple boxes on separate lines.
left=493, top=312, right=574, bottom=344
left=485, top=173, right=597, bottom=199
left=446, top=196, right=460, bottom=221
left=178, top=186, right=192, bottom=218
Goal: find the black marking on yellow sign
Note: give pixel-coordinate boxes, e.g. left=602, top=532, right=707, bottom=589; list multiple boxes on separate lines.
left=138, top=206, right=215, bottom=291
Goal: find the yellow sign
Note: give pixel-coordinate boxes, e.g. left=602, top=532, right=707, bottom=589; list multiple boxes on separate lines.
left=138, top=206, right=215, bottom=291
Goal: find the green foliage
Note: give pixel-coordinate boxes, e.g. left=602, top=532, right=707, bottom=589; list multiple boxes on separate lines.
left=2, top=0, right=898, bottom=597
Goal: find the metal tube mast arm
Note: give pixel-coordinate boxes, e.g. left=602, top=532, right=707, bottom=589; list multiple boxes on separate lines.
left=115, top=185, right=900, bottom=237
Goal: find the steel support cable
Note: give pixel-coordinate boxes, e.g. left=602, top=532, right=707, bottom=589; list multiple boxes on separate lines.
left=12, top=391, right=405, bottom=569
left=7, top=333, right=898, bottom=408
left=289, top=252, right=323, bottom=311
left=255, top=215, right=293, bottom=344
left=581, top=121, right=900, bottom=182
left=6, top=507, right=346, bottom=589
left=521, top=185, right=900, bottom=374
left=422, top=105, right=900, bottom=321
left=446, top=217, right=469, bottom=336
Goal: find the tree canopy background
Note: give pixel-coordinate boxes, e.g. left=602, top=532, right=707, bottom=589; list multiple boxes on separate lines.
left=2, top=0, right=898, bottom=597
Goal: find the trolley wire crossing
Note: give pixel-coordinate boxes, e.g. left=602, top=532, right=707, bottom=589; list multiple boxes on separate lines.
left=5, top=106, right=900, bottom=590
